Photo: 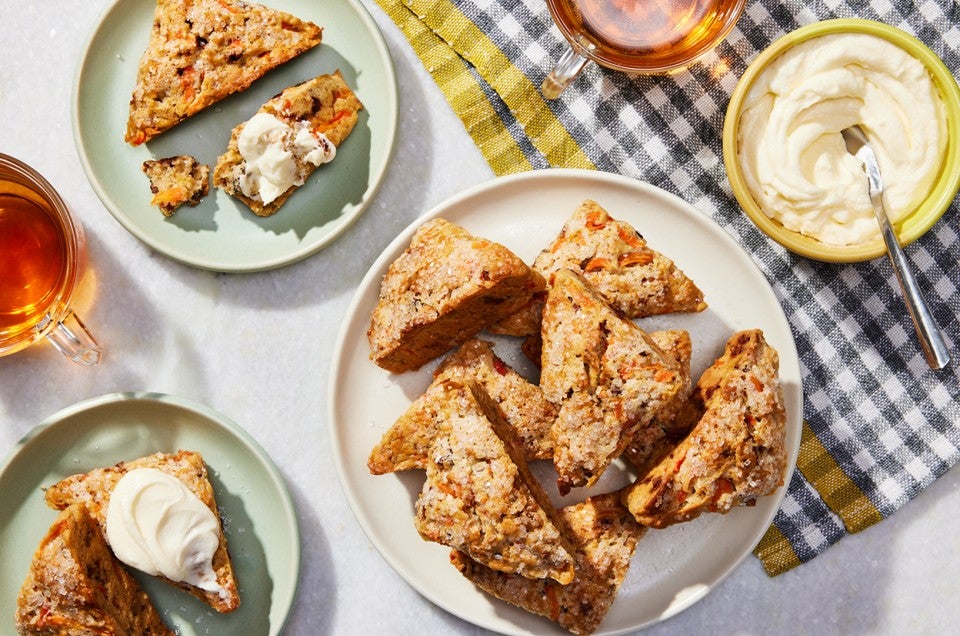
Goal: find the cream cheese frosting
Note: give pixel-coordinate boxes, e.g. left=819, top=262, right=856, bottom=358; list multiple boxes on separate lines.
left=737, top=32, right=946, bottom=246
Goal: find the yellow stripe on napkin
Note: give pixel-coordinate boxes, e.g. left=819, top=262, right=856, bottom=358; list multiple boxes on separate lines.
left=375, top=0, right=531, bottom=173
left=753, top=524, right=801, bottom=576
left=797, top=421, right=884, bottom=533
left=373, top=0, right=595, bottom=174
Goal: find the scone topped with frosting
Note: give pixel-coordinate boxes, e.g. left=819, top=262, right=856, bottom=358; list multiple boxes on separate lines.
left=213, top=70, right=363, bottom=216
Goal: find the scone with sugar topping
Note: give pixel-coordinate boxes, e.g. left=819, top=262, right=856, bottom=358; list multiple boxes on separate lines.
left=367, top=218, right=545, bottom=374
left=15, top=504, right=174, bottom=636
left=413, top=379, right=575, bottom=584
left=44, top=450, right=240, bottom=613
left=622, top=329, right=788, bottom=528
left=541, top=269, right=687, bottom=495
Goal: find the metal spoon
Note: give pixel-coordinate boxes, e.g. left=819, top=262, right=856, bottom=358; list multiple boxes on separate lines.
left=840, top=125, right=951, bottom=370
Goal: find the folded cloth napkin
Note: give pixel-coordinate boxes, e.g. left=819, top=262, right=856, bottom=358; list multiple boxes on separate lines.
left=372, top=0, right=960, bottom=575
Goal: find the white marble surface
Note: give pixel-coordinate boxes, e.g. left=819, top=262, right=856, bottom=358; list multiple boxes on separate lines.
left=2, top=1, right=959, bottom=634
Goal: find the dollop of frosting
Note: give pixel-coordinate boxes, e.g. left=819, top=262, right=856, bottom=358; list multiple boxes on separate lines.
left=105, top=467, right=224, bottom=594
left=737, top=33, right=946, bottom=246
left=237, top=112, right=336, bottom=205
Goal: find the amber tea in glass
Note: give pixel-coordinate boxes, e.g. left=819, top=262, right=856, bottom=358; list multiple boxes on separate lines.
left=0, top=154, right=101, bottom=364
left=542, top=0, right=746, bottom=98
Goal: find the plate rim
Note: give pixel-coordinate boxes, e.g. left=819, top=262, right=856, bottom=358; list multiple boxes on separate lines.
left=0, top=391, right=302, bottom=636
left=71, top=0, right=399, bottom=273
left=328, top=167, right=803, bottom=635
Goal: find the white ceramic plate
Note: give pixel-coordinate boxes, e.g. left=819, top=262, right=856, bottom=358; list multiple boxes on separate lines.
left=0, top=393, right=300, bottom=636
left=73, top=0, right=397, bottom=272
left=329, top=169, right=803, bottom=635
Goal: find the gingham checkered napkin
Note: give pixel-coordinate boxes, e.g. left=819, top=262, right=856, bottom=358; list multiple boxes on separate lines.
left=372, top=0, right=960, bottom=574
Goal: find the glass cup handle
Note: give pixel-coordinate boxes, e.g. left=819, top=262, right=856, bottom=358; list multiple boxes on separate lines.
left=541, top=45, right=589, bottom=99
left=43, top=310, right=102, bottom=365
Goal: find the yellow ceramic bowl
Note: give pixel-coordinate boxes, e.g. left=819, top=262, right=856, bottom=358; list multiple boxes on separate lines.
left=722, top=19, right=960, bottom=262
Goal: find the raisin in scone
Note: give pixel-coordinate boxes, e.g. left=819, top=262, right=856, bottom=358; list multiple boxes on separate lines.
left=125, top=0, right=323, bottom=145
left=413, top=380, right=575, bottom=584
left=491, top=199, right=707, bottom=337
left=44, top=450, right=240, bottom=613
left=15, top=504, right=173, bottom=636
left=541, top=269, right=687, bottom=495
left=367, top=218, right=545, bottom=374
left=622, top=330, right=788, bottom=528
left=213, top=70, right=363, bottom=216
left=142, top=155, right=209, bottom=216
left=451, top=492, right=645, bottom=635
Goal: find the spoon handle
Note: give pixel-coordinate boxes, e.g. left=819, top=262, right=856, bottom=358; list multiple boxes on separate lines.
left=869, top=188, right=952, bottom=369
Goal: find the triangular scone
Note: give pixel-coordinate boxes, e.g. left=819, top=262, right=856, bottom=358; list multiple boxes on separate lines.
left=450, top=491, right=645, bottom=636
left=16, top=504, right=174, bottom=636
left=541, top=269, right=687, bottom=495
left=490, top=199, right=707, bottom=337
left=44, top=450, right=240, bottom=613
left=622, top=329, right=701, bottom=476
left=367, top=377, right=459, bottom=474
left=125, top=0, right=322, bottom=145
left=413, top=380, right=575, bottom=584
left=435, top=339, right=556, bottom=460
left=368, top=219, right=545, bottom=374
left=622, top=330, right=788, bottom=528
left=368, top=339, right=557, bottom=473
left=213, top=71, right=363, bottom=216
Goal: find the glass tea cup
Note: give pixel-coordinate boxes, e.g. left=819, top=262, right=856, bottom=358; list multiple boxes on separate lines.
left=0, top=154, right=101, bottom=365
left=541, top=0, right=747, bottom=98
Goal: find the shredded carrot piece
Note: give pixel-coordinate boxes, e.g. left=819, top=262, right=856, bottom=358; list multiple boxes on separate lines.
left=314, top=110, right=351, bottom=135
left=617, top=225, right=644, bottom=248
left=545, top=585, right=561, bottom=621
left=583, top=257, right=612, bottom=272
left=619, top=250, right=654, bottom=267
left=585, top=209, right=607, bottom=230
left=179, top=65, right=196, bottom=104
left=152, top=187, right=188, bottom=205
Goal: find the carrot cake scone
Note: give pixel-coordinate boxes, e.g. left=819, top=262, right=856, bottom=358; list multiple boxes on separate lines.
left=541, top=269, right=687, bottom=495
left=451, top=492, right=645, bottom=635
left=44, top=450, right=240, bottom=613
left=125, top=0, right=323, bottom=145
left=413, top=380, right=575, bottom=584
left=491, top=199, right=707, bottom=338
left=367, top=218, right=545, bottom=374
left=142, top=155, right=209, bottom=216
left=368, top=339, right=557, bottom=473
left=622, top=330, right=788, bottom=528
left=15, top=504, right=173, bottom=636
left=213, top=71, right=363, bottom=216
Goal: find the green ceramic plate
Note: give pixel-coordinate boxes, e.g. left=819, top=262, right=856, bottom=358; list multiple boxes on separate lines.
left=73, top=0, right=397, bottom=272
left=0, top=393, right=300, bottom=636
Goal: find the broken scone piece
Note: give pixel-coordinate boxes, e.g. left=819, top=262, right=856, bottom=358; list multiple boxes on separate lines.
left=44, top=450, right=240, bottom=613
left=622, top=329, right=788, bottom=528
left=142, top=155, right=210, bottom=216
left=541, top=269, right=687, bottom=495
left=413, top=379, right=575, bottom=584
left=367, top=218, right=545, bottom=373
left=125, top=0, right=323, bottom=145
left=15, top=504, right=174, bottom=636
left=213, top=70, right=363, bottom=216
left=451, top=492, right=645, bottom=636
